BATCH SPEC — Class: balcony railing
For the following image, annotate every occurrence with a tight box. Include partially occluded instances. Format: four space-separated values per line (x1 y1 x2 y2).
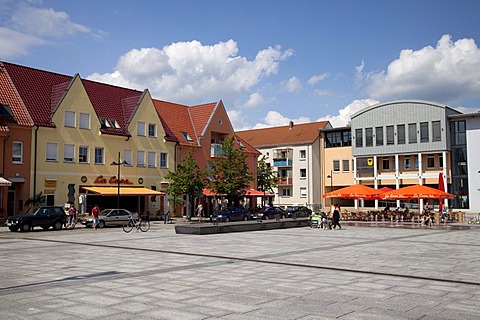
211 143 222 157
273 159 293 167
277 177 293 185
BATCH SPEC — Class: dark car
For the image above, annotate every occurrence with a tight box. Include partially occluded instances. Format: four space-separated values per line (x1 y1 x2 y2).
6 206 68 232
210 207 251 223
80 209 133 228
286 206 312 218
251 206 287 220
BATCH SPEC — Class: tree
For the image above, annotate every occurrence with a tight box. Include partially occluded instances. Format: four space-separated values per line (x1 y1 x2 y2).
25 192 46 207
256 155 277 207
164 148 205 219
207 136 254 206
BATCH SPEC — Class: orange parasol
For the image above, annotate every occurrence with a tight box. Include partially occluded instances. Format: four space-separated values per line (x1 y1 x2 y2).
381 184 454 201
322 184 382 200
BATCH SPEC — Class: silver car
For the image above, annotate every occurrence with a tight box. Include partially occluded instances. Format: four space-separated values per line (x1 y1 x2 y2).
81 209 133 228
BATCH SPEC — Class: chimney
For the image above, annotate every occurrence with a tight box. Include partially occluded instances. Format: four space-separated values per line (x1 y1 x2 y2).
289 120 294 129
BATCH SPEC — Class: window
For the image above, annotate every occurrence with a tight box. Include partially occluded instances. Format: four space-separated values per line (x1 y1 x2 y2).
46 143 57 161
300 168 306 178
281 188 291 197
148 151 156 167
300 187 307 198
124 149 132 165
160 153 168 168
94 147 104 164
432 121 441 142
79 146 89 163
397 124 405 145
408 123 417 144
420 122 429 142
382 158 390 170
365 128 373 147
148 123 156 137
300 150 306 160
65 111 75 127
137 121 146 136
333 160 340 172
79 113 90 129
342 130 352 146
137 151 145 166
414 155 419 169
64 144 74 162
384 126 394 145
45 194 55 206
404 157 411 170
342 159 349 172
375 126 383 146
439 154 444 168
181 131 193 141
427 155 435 169
355 129 363 148
12 141 23 163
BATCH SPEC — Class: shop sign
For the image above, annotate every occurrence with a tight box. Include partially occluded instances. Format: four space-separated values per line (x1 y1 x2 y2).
44 180 57 187
93 175 134 185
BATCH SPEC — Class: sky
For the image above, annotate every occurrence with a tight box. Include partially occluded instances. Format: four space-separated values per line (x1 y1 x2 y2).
1 0 480 130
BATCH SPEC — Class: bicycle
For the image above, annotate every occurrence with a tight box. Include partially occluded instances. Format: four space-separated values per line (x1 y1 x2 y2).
122 215 150 233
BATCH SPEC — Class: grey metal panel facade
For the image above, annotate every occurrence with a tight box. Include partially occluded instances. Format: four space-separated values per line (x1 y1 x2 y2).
351 101 459 157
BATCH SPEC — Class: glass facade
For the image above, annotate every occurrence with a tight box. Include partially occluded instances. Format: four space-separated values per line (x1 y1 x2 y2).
450 120 468 209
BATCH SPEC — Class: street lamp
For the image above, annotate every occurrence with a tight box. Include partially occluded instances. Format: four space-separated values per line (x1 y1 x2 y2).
110 152 129 210
326 170 333 206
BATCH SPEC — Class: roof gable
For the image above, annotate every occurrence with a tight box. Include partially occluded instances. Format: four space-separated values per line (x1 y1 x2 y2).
236 121 331 148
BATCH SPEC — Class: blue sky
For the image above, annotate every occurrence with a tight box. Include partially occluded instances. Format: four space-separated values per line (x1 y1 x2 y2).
1 0 480 130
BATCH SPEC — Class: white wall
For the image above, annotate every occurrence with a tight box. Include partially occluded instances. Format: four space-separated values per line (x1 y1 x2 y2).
466 116 480 213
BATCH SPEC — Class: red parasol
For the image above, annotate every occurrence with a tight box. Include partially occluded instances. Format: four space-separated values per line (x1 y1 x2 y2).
438 173 445 213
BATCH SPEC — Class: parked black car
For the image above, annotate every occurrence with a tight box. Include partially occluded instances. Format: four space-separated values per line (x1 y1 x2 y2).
210 207 251 223
286 205 312 218
6 206 68 232
251 206 287 220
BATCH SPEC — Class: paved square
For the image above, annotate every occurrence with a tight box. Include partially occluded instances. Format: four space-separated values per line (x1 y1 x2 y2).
0 222 479 319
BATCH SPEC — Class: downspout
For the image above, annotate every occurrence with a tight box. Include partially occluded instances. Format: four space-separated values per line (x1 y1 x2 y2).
33 125 39 197
2 131 11 176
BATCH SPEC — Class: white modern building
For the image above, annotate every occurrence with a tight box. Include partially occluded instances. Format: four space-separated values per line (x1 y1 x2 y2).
236 121 331 210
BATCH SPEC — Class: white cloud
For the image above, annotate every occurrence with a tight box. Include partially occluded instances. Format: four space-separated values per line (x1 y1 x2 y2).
227 109 250 131
88 40 294 104
252 111 310 129
367 35 480 103
11 4 91 37
311 88 332 98
316 99 378 127
0 27 45 58
242 92 265 109
283 76 302 92
308 73 328 85
0 2 99 58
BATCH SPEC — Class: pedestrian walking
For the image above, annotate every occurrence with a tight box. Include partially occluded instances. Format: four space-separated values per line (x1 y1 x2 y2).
196 203 203 218
332 204 342 230
91 204 99 230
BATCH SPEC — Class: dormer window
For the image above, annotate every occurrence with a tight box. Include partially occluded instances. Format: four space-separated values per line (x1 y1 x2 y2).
100 118 111 129
113 119 120 129
181 131 193 142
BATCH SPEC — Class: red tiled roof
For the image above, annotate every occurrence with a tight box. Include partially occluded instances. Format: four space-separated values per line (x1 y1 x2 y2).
153 100 218 146
2 62 144 136
236 121 331 148
0 62 34 129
